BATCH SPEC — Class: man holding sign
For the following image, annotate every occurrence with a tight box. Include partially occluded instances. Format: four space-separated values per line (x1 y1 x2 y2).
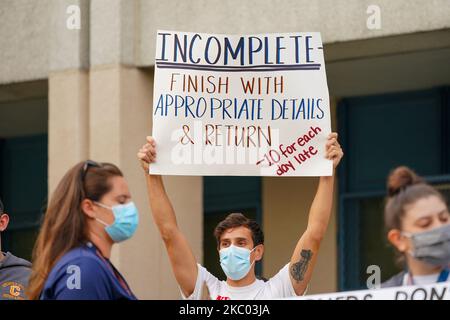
137 134 342 299
137 30 343 299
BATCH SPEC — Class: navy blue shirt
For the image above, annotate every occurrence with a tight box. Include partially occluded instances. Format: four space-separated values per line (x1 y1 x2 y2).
41 242 137 300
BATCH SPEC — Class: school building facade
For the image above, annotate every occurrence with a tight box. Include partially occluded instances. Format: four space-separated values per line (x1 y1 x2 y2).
1 0 449 298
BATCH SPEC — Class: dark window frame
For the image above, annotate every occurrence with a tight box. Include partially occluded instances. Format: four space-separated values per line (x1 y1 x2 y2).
337 87 450 291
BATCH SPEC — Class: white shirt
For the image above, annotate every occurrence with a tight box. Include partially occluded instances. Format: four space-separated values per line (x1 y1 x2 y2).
402 272 449 286
181 263 300 300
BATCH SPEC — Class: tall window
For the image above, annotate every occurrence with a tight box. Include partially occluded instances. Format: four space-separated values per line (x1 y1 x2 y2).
0 135 47 261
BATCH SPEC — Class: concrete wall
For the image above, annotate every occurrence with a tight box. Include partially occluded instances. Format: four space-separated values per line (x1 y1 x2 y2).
0 0 51 83
138 0 450 66
326 29 450 97
2 0 450 83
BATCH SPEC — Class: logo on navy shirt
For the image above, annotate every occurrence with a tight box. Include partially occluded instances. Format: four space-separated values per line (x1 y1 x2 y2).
1 281 26 300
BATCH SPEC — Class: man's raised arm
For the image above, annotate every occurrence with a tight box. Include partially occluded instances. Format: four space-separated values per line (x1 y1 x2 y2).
288 133 343 295
138 136 198 297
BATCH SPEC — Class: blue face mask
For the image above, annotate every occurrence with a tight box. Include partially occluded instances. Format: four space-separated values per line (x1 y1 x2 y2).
219 245 256 281
95 201 139 243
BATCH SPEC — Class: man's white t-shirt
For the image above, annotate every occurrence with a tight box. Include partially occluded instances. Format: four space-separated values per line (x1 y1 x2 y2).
182 263 299 300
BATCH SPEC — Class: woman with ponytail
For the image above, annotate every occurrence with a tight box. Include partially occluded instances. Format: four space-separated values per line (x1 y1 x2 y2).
27 161 138 300
382 166 450 287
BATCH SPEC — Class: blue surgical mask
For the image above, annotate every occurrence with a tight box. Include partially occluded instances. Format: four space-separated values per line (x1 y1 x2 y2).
219 245 256 281
95 201 139 243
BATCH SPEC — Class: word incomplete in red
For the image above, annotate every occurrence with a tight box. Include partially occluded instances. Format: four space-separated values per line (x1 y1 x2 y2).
256 126 321 176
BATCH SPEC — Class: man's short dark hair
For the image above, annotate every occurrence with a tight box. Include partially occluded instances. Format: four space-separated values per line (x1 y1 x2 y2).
214 213 264 247
0 197 4 214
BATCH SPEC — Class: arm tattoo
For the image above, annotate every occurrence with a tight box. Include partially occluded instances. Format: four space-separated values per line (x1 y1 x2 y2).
290 249 313 283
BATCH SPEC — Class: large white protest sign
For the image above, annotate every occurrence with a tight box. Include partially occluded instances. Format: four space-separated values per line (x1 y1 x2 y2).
288 282 450 300
151 30 332 176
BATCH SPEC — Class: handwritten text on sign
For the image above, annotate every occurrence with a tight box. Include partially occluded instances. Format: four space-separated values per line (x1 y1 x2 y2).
151 31 332 176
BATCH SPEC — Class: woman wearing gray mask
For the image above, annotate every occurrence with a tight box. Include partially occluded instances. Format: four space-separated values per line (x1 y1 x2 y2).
382 166 450 288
